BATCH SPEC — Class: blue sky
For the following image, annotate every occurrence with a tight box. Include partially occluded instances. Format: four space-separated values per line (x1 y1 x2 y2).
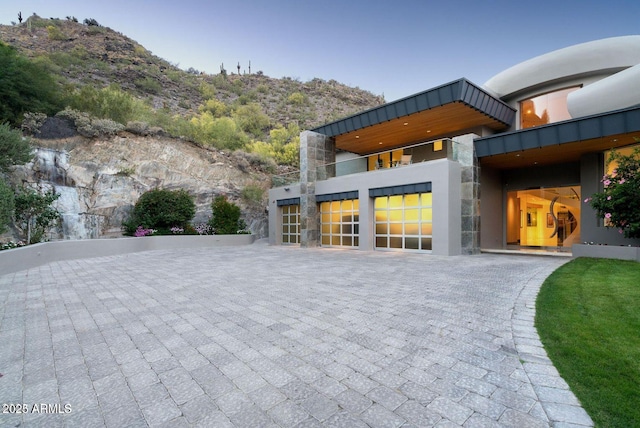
1 0 639 102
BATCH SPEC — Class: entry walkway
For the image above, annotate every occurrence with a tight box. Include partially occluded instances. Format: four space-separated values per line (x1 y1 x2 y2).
0 244 593 427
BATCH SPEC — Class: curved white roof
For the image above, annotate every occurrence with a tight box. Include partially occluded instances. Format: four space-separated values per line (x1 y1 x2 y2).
483 36 640 100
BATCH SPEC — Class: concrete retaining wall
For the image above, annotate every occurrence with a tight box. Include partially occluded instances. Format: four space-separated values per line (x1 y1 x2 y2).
0 234 256 275
572 243 640 262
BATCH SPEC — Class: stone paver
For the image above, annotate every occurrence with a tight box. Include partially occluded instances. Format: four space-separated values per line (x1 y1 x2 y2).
0 244 593 426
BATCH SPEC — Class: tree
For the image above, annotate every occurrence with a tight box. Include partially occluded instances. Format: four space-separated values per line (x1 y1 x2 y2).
0 42 62 125
588 148 640 239
0 179 14 234
122 188 196 235
0 123 32 172
14 188 60 244
209 195 246 234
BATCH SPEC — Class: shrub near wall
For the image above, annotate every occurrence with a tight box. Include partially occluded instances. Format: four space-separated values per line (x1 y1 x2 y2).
123 189 196 235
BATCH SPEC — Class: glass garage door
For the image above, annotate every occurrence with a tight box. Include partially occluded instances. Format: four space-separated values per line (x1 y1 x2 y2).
281 204 300 244
320 199 359 248
374 192 432 252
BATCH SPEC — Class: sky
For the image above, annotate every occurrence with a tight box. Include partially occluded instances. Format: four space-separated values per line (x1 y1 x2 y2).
1 0 639 102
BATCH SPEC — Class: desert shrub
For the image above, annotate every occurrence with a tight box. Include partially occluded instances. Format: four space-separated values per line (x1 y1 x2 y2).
21 112 47 136
67 84 147 124
198 99 227 118
232 103 270 137
83 18 100 26
0 123 32 172
232 150 277 173
125 121 150 135
135 77 162 94
189 114 248 150
209 195 246 234
46 25 66 41
56 108 124 137
122 188 196 236
287 92 307 105
241 184 265 208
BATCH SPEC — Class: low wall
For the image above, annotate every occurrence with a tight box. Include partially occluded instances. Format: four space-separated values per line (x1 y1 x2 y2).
572 244 640 262
0 234 256 275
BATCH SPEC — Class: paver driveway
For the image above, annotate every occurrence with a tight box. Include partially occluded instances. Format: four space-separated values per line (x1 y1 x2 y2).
0 243 593 427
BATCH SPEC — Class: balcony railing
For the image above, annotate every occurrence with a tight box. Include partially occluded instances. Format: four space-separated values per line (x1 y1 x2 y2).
271 138 454 187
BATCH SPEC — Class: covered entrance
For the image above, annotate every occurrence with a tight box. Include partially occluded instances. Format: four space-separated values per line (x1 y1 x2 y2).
506 186 581 250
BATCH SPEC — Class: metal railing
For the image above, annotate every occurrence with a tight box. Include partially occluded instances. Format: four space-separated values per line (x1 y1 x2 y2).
271 138 455 187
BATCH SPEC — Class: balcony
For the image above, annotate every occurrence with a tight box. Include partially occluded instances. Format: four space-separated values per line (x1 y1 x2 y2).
271 138 453 187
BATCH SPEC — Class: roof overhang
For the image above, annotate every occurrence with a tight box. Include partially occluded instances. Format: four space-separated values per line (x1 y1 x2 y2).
312 79 515 155
475 105 640 169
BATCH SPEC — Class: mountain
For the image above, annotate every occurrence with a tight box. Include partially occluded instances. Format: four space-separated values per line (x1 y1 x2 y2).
0 14 384 130
0 14 384 242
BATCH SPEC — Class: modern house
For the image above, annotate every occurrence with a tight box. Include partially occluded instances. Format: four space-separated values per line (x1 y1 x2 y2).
268 36 640 255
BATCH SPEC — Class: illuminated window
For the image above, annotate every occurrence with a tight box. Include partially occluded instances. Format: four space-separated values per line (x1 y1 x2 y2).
374 192 432 252
281 204 300 244
605 143 640 175
520 87 580 129
320 199 359 248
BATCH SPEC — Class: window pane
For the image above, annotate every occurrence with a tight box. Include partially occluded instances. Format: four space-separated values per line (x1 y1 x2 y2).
389 210 403 222
421 193 432 206
376 223 387 234
421 223 432 235
406 238 419 250
405 223 419 235
389 223 403 235
322 235 330 245
405 194 419 207
421 237 432 250
520 87 580 129
389 195 403 207
283 235 289 243
342 236 352 246
376 237 387 247
390 237 403 248
342 200 353 211
421 209 432 221
405 209 418 221
374 197 387 209
342 224 352 234
375 211 387 222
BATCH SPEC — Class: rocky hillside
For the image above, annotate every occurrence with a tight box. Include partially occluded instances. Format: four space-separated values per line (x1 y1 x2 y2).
9 133 273 240
0 14 384 130
0 13 384 241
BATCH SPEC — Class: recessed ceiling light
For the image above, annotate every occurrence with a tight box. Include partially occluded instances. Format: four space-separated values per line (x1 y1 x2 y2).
379 142 383 145
355 135 359 139
516 154 521 157
426 130 431 133
403 122 409 126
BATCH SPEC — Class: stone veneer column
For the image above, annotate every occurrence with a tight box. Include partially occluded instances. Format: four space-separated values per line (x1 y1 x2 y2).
453 134 481 255
299 131 335 247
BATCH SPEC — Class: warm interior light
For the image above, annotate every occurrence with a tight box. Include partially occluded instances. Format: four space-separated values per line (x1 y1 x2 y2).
355 135 359 139
433 140 443 151
403 122 409 126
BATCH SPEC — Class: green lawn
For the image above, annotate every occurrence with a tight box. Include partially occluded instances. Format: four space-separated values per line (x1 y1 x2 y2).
535 257 640 428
